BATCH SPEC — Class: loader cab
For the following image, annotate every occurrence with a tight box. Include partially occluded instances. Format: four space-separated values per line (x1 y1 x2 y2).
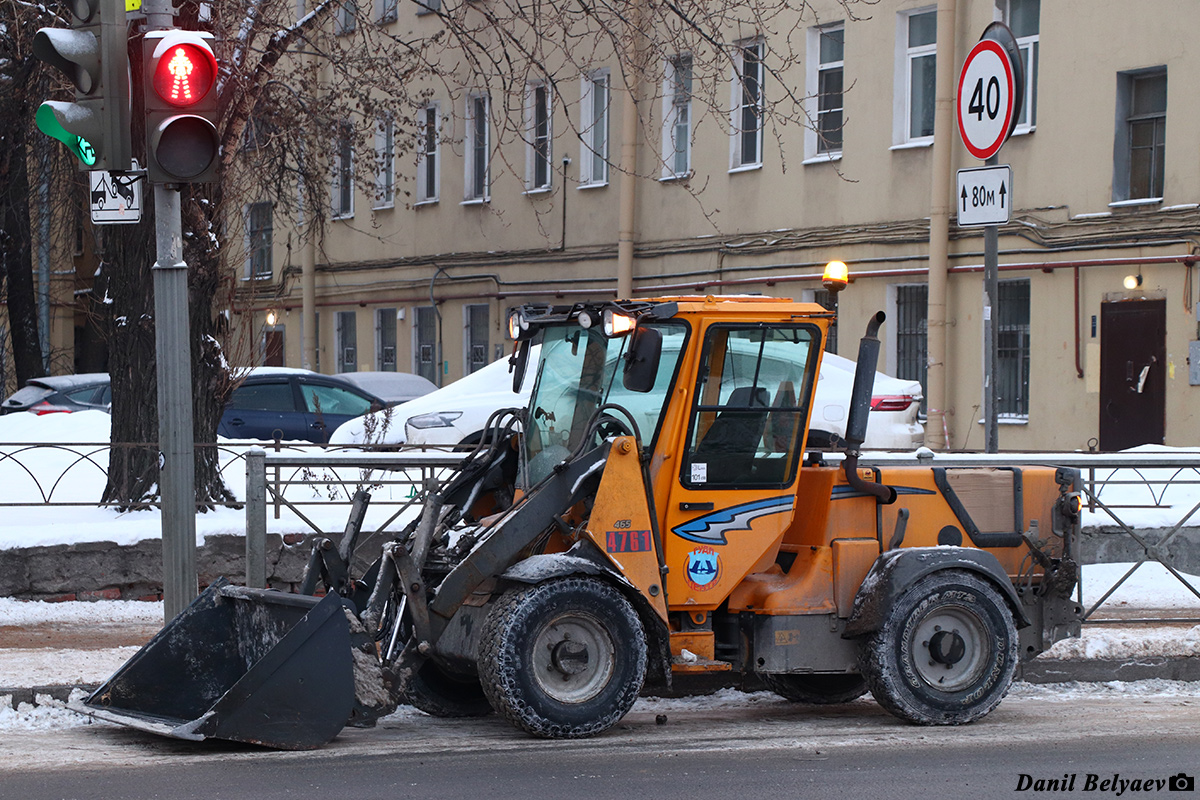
521 315 690 487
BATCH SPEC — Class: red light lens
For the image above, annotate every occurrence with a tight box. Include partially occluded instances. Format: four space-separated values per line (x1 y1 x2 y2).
153 43 216 107
869 395 915 412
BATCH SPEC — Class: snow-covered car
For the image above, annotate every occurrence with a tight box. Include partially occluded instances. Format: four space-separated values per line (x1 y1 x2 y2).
0 374 112 415
332 371 437 407
332 348 923 450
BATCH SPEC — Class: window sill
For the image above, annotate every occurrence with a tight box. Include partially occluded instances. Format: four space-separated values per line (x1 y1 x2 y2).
460 197 489 206
330 212 354 221
659 172 692 183
802 152 842 165
414 198 439 208
241 274 275 282
577 181 609 190
522 187 552 196
1010 125 1036 137
372 201 395 211
889 140 933 151
1109 197 1163 208
976 416 1029 425
728 163 763 174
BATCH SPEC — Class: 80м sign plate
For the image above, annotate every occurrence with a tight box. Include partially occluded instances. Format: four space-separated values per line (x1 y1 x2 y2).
957 165 1012 227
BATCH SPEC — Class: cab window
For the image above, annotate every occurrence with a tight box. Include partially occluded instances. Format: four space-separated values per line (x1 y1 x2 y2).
682 324 818 487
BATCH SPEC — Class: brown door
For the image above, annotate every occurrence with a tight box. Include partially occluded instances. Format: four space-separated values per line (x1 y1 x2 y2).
1099 299 1165 451
264 330 284 367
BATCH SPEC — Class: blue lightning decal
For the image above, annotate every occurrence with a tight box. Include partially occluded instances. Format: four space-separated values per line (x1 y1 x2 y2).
672 496 796 545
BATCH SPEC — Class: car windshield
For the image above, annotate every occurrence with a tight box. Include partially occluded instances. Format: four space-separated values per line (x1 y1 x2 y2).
523 321 686 486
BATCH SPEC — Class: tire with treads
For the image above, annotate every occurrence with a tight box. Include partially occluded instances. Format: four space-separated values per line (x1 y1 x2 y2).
403 659 493 718
859 569 1018 725
479 577 646 738
760 673 869 704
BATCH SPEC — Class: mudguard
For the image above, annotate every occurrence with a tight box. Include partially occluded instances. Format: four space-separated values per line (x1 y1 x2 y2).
842 547 1031 638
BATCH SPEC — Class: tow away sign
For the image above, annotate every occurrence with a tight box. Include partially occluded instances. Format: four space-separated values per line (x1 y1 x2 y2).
956 165 1012 227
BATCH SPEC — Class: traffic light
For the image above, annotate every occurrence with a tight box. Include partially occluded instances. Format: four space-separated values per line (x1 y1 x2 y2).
143 30 220 183
32 0 132 171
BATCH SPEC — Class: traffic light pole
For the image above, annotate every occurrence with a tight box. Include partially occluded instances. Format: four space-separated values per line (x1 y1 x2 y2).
154 185 198 621
143 0 197 621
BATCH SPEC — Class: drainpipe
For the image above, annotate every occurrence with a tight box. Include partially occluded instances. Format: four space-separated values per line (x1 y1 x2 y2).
925 0 958 450
302 228 316 371
616 4 643 300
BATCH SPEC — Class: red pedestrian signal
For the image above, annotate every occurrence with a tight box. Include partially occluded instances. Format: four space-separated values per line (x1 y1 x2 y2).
143 31 220 184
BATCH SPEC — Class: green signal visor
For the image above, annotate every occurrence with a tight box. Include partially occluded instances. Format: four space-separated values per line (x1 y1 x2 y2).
36 103 97 166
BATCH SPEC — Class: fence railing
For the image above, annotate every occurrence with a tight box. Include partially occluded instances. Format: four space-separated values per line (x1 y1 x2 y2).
2 438 1197 624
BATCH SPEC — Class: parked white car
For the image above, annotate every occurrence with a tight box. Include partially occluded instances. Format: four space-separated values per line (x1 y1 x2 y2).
330 348 924 450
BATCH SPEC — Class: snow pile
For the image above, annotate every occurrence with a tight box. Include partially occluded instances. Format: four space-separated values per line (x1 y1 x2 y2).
1079 444 1200 529
0 597 163 626
0 648 144 688
1080 562 1200 610
1041 625 1200 661
0 689 94 731
1010 679 1200 701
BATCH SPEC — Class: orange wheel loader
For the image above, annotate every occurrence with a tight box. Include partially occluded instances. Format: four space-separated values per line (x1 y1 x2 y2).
81 295 1081 748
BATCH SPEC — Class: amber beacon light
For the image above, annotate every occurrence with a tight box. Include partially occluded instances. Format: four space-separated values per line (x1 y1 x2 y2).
143 31 220 183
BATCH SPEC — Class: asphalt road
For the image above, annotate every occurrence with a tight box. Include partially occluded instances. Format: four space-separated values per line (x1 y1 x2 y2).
3 689 1198 800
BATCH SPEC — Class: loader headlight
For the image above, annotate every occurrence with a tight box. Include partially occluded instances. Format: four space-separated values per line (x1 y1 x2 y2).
507 309 532 341
602 309 637 337
407 411 463 429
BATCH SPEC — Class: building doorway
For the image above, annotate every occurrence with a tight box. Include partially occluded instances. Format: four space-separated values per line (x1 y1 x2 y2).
1099 299 1165 451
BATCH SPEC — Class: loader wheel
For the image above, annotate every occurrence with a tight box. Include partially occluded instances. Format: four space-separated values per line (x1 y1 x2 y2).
479 577 646 738
404 660 493 718
859 570 1018 725
760 673 869 704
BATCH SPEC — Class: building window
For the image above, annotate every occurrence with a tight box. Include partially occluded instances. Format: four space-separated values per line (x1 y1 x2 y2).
336 311 358 373
465 94 490 202
997 0 1038 131
895 284 928 415
415 306 437 383
579 71 609 186
997 279 1030 418
525 82 552 191
336 0 355 34
812 290 838 354
377 308 397 371
373 116 394 209
416 103 439 203
376 0 396 24
731 40 764 169
465 304 489 374
899 8 937 144
806 23 844 158
246 201 273 279
1114 69 1167 202
662 55 693 179
331 122 354 218
415 0 439 15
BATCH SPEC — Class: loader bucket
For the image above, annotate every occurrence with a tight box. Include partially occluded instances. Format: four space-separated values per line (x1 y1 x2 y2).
79 578 356 750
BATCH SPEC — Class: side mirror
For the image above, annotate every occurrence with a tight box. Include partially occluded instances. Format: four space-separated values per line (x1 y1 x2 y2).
622 326 662 393
510 341 531 393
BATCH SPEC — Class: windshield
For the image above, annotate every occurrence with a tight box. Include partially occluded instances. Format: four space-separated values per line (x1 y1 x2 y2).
523 322 687 486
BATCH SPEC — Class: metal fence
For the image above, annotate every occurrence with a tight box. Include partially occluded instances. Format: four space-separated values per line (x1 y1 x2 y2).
2 438 1197 624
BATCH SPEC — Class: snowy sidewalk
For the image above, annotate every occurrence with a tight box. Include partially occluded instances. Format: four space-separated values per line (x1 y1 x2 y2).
3 562 1200 714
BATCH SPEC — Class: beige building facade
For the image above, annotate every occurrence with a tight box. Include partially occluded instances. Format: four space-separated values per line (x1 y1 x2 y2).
236 0 1200 452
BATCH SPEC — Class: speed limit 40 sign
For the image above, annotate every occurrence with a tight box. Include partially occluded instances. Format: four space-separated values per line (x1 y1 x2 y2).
957 24 1025 160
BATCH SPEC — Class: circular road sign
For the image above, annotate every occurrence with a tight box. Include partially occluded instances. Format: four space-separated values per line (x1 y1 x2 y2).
957 38 1016 160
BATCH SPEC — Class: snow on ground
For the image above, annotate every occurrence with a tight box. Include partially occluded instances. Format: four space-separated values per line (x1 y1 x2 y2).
0 411 423 550
0 597 163 626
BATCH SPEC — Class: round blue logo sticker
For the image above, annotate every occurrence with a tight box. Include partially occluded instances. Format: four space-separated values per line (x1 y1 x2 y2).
686 546 721 591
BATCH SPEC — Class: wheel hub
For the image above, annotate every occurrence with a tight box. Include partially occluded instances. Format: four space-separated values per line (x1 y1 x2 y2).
550 639 590 676
910 605 988 692
531 613 616 704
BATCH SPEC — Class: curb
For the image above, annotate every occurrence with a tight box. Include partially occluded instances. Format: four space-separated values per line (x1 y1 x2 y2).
5 657 1198 711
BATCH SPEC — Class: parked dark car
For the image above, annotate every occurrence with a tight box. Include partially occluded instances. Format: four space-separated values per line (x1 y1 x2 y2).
0 374 112 415
218 369 384 443
333 371 437 407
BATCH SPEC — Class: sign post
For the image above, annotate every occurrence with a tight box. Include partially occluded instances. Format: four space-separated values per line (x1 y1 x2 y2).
957 23 1023 453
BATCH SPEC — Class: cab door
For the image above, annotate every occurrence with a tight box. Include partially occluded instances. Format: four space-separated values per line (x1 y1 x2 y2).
663 323 822 609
